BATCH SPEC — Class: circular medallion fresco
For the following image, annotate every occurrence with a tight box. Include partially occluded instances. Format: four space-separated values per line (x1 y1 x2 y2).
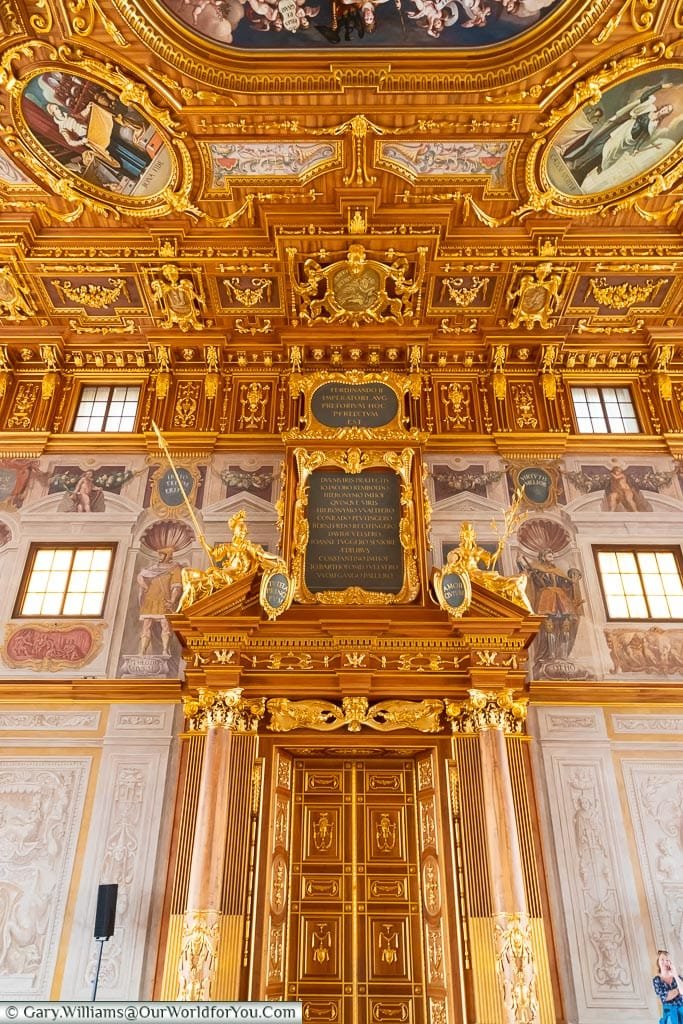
160 0 564 50
19 72 173 200
546 69 683 199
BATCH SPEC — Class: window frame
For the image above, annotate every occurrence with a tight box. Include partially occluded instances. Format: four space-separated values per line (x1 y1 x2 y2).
72 383 141 434
15 543 117 619
593 544 683 622
570 384 641 435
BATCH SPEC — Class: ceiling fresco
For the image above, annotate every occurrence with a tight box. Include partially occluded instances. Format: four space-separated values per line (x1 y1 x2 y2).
160 0 565 49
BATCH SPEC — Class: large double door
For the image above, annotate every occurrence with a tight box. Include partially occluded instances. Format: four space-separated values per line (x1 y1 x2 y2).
263 751 454 1024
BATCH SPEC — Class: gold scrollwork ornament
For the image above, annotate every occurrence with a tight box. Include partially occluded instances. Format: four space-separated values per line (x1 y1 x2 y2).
0 265 35 321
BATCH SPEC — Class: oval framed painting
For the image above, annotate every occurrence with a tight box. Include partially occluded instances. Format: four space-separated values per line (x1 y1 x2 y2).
541 67 683 207
8 61 191 216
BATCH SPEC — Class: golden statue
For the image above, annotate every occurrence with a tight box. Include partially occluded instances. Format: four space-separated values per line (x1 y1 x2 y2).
0 266 35 322
178 510 284 610
445 521 531 611
151 264 205 332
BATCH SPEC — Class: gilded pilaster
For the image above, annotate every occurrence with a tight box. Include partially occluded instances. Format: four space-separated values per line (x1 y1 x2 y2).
176 688 265 1002
448 690 549 1024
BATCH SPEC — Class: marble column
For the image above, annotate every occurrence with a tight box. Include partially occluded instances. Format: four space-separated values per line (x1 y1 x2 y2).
448 689 540 1024
176 687 264 1001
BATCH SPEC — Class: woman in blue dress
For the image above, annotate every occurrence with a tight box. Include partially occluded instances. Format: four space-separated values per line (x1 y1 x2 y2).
653 950 683 1024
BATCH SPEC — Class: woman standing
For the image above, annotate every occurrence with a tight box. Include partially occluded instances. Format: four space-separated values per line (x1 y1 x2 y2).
653 951 683 1023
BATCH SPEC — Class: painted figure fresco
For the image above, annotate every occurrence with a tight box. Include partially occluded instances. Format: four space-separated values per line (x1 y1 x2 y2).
0 459 39 508
516 518 591 680
209 142 336 186
563 462 675 511
222 465 275 501
432 464 503 502
606 626 683 676
137 549 184 656
120 521 194 676
20 72 172 198
547 70 683 197
160 0 563 49
49 465 134 512
380 141 510 185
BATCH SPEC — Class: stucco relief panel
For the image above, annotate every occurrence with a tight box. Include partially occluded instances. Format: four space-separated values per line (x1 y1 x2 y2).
542 750 650 1020
622 760 683 952
0 757 91 999
61 744 173 1000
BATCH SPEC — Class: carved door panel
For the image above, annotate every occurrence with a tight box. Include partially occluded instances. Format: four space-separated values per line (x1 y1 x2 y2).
287 757 429 1024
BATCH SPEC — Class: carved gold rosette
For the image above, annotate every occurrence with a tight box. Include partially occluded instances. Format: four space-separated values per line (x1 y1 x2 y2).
292 446 419 606
182 687 266 733
445 689 528 735
177 909 220 1001
494 911 539 1024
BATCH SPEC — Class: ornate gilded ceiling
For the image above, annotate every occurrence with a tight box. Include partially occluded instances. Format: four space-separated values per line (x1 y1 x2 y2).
0 0 682 413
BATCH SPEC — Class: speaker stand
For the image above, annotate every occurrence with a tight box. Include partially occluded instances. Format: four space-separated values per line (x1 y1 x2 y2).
91 938 106 1002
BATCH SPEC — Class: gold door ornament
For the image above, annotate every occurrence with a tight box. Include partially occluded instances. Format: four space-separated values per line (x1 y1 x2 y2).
267 696 445 733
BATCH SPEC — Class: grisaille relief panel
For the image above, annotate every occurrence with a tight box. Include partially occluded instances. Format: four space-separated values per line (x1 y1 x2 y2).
539 749 651 1021
532 711 680 1024
0 758 90 999
621 761 683 954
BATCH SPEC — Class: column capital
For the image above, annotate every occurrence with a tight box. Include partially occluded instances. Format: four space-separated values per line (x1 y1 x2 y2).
183 687 265 733
445 688 527 734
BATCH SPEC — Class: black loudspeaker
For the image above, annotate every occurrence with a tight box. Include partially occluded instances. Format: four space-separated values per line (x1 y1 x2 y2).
94 884 118 940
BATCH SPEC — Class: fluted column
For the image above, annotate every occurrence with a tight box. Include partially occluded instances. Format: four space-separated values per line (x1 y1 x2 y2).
176 688 264 1001
448 689 539 1024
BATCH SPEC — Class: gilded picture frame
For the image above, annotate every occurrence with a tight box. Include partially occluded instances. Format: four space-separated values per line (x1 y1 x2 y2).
292 446 419 606
0 44 195 220
288 370 422 441
528 58 683 216
106 0 611 95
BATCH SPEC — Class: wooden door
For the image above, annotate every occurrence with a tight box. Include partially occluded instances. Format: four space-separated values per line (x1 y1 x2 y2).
286 756 430 1024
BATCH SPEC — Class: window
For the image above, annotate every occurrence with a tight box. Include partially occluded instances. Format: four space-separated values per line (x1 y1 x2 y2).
73 385 140 432
17 545 114 617
596 548 683 620
570 386 639 434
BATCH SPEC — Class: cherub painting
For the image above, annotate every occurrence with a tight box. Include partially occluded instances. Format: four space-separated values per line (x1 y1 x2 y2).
160 0 563 49
564 462 675 512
